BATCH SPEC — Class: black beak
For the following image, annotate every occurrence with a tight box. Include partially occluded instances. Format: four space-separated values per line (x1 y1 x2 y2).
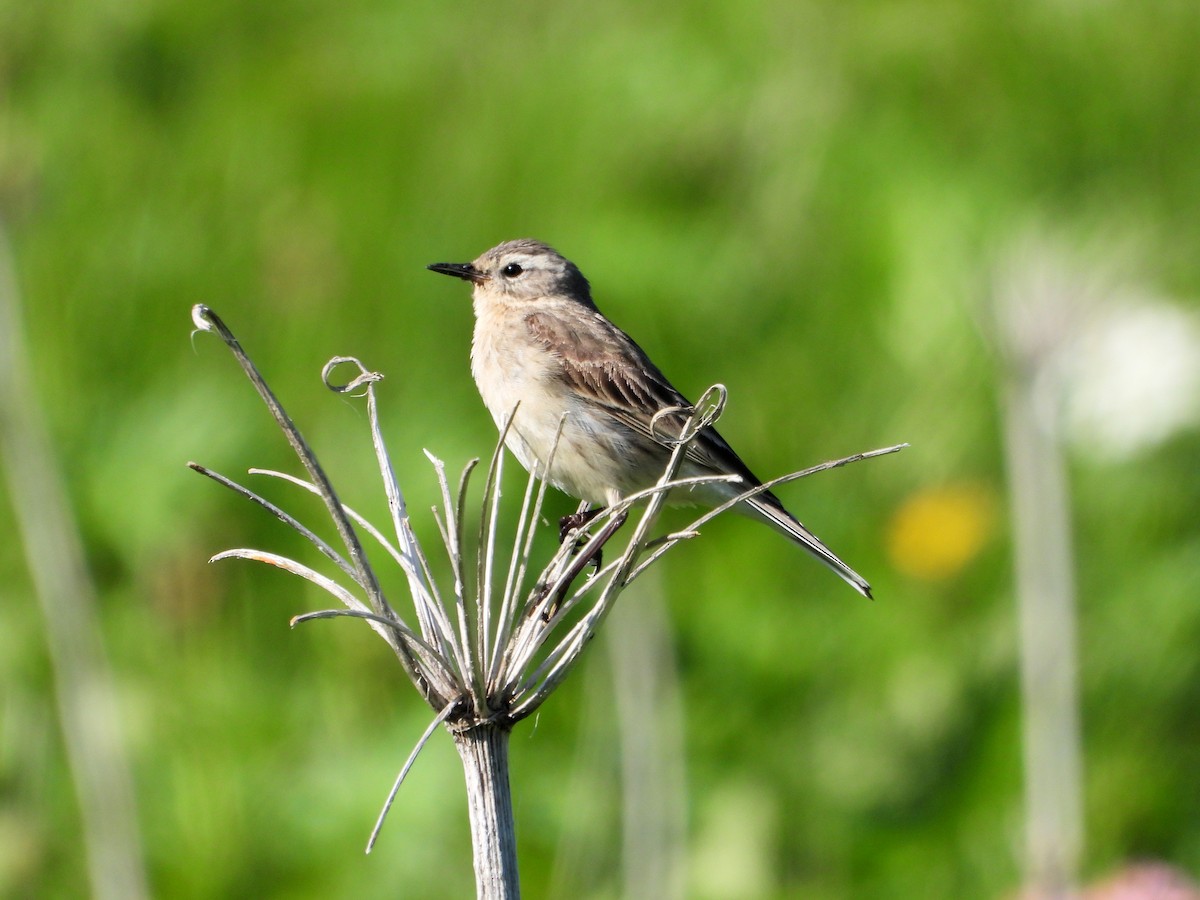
427 262 485 284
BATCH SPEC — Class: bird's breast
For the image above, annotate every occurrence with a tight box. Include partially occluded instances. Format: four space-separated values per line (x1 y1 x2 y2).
471 312 550 424
469 311 650 505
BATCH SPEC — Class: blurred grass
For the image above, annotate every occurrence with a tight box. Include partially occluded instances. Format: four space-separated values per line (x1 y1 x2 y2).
2 0 1199 896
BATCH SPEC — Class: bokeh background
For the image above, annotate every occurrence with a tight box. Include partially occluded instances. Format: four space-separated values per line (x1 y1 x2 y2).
3 0 1199 897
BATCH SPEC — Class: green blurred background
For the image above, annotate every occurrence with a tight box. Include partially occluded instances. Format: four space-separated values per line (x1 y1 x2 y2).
3 0 1199 896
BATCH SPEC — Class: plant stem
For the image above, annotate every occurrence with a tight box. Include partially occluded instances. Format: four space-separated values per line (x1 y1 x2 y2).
454 723 520 899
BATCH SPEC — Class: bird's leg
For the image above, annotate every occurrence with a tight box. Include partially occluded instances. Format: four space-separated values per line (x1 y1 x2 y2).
558 506 607 569
536 508 628 621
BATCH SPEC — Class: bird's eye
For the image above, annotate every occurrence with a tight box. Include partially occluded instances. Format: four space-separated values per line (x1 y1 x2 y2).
501 263 523 278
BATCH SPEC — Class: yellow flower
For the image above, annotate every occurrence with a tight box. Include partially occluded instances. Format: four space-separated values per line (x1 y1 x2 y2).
887 483 996 581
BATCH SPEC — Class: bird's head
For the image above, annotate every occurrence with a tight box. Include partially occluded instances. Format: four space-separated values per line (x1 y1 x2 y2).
428 239 593 309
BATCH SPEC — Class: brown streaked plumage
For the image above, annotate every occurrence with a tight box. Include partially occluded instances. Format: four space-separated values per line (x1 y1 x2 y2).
428 239 871 598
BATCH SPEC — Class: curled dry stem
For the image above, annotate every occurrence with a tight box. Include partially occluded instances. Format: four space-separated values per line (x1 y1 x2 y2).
190 308 903 854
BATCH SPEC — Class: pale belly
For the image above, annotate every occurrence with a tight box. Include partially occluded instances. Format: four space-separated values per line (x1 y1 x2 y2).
492 385 661 506
472 328 663 505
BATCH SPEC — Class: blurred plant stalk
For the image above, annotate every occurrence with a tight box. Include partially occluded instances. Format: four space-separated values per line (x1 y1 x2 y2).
992 242 1088 897
1003 374 1084 897
0 225 150 899
189 305 902 898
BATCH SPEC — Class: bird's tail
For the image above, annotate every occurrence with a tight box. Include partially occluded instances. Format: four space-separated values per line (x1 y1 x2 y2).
745 495 872 599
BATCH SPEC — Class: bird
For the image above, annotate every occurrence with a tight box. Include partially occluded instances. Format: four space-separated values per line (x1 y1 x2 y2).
427 239 871 598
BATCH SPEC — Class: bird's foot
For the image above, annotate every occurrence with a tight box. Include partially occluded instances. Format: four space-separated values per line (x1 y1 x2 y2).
558 507 606 571
532 508 628 628
531 507 624 622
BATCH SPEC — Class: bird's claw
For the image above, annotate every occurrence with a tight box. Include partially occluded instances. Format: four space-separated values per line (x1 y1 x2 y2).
558 509 605 572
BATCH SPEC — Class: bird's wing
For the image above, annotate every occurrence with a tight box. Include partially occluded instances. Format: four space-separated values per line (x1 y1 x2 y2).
524 309 872 599
523 309 763 487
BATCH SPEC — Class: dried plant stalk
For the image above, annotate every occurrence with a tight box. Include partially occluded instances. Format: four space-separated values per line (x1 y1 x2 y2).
189 305 903 898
